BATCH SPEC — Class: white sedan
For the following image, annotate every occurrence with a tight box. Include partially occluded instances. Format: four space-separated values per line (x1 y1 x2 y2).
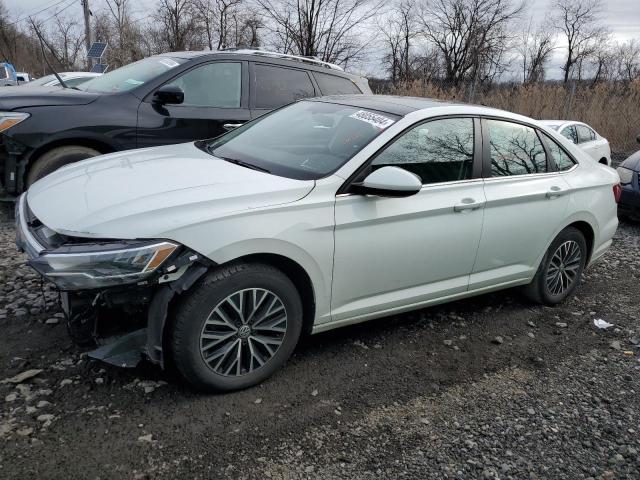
540 120 612 166
16 96 620 391
22 72 101 88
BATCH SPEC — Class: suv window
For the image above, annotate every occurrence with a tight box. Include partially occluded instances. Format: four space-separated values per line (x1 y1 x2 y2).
166 62 241 108
576 124 596 142
371 118 474 184
540 132 576 171
314 72 361 95
0 67 6 80
560 125 578 144
253 64 315 109
487 119 547 176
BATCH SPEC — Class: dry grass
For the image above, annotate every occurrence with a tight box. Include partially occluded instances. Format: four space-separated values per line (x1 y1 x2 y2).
385 80 640 155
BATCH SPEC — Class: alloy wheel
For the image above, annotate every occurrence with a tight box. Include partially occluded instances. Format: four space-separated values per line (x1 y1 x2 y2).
199 288 287 376
545 240 582 296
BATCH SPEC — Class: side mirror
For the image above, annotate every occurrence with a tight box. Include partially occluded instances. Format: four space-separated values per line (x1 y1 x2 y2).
351 166 422 197
153 84 184 105
636 134 640 145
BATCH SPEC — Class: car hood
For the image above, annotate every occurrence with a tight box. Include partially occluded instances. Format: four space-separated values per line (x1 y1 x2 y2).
27 142 315 239
621 150 640 171
0 86 99 110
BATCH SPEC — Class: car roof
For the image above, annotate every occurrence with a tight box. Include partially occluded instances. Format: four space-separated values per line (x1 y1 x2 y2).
156 49 365 79
310 94 463 116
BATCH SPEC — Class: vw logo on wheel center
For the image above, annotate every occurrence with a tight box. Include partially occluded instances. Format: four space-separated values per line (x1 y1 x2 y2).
238 325 251 339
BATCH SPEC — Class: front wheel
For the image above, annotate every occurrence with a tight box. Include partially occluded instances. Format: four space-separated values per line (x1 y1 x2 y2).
523 227 587 305
170 263 303 391
26 145 101 186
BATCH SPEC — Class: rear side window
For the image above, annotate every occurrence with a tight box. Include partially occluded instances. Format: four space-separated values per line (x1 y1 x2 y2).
253 64 315 109
487 119 547 176
540 132 577 171
0 67 6 79
576 125 596 142
371 118 474 184
314 72 361 95
560 126 578 144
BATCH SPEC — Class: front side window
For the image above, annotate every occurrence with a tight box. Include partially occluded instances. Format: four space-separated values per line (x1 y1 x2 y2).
371 118 474 184
204 100 399 180
314 72 361 95
165 62 241 108
540 132 576 171
487 119 547 176
576 125 596 142
561 126 578 144
253 64 315 109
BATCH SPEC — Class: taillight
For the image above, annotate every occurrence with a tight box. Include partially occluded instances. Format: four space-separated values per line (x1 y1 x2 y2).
613 184 622 203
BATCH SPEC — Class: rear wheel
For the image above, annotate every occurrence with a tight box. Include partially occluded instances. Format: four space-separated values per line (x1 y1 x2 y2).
523 227 587 305
26 145 101 186
171 263 303 391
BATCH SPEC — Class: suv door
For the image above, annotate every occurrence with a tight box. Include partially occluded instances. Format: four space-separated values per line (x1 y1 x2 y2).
470 118 571 289
332 117 485 321
137 61 249 148
249 63 316 119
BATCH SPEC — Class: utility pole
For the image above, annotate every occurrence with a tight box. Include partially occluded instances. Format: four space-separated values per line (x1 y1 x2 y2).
82 0 92 69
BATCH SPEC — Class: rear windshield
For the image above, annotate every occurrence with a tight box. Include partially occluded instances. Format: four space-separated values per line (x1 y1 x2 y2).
203 101 399 180
78 56 187 93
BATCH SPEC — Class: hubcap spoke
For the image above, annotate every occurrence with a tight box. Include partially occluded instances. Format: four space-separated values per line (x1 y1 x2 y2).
545 240 582 296
200 288 287 377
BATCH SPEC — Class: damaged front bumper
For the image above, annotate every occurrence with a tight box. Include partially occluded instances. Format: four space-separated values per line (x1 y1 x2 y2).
15 193 210 368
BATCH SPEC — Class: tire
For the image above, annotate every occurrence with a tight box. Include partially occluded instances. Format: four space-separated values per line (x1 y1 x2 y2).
171 263 303 392
523 227 587 306
26 145 101 186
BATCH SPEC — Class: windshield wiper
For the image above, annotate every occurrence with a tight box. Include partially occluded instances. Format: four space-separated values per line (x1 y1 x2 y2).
219 156 271 173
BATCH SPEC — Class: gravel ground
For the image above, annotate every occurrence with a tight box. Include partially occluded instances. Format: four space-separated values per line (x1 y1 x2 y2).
1 204 639 480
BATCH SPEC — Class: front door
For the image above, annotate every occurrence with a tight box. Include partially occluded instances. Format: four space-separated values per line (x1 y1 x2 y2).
137 61 249 148
332 117 485 322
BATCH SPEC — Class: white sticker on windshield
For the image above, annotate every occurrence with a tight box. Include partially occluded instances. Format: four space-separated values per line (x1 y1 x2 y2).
349 110 395 129
159 58 180 69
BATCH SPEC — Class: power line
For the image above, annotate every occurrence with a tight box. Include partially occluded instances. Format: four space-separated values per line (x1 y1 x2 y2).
34 0 79 24
4 0 74 27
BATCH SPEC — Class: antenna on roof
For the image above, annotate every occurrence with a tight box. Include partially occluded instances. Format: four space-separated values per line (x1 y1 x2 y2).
29 17 69 88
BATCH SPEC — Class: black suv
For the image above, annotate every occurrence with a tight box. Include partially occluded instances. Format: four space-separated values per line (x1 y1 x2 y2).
0 50 371 197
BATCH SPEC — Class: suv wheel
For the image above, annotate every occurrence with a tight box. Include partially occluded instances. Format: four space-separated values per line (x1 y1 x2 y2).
523 227 587 305
27 145 101 186
171 263 303 391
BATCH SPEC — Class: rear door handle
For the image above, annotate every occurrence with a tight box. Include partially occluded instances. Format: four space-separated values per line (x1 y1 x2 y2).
223 123 244 131
454 198 485 212
546 186 566 199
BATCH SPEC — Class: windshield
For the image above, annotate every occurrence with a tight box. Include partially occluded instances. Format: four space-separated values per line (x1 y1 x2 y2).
27 74 56 86
78 56 187 93
204 101 399 180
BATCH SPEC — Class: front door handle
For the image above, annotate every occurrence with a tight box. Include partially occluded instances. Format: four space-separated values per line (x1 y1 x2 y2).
454 198 485 212
546 186 566 199
223 123 244 131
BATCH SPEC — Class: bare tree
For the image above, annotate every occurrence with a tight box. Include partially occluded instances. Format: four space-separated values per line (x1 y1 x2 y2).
616 39 640 83
379 0 419 85
553 0 608 84
154 0 202 51
418 0 525 87
255 0 383 67
28 14 84 71
518 18 555 84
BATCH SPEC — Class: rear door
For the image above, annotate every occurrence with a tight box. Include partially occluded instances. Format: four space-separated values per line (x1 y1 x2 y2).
471 118 571 290
249 63 316 119
575 124 600 161
137 61 249 148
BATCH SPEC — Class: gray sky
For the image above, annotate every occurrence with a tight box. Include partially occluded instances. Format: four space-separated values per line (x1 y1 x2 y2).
3 0 640 78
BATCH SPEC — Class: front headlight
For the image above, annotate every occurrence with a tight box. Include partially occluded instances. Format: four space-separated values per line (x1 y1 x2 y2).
617 167 634 185
0 112 30 133
29 241 178 290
